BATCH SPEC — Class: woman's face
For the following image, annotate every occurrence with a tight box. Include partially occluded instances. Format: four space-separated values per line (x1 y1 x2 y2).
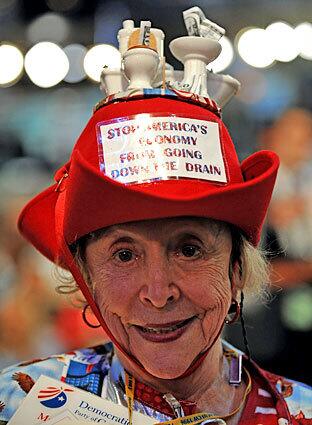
85 218 234 379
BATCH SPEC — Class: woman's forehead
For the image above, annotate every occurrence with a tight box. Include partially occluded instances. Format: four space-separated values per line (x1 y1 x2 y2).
91 217 228 241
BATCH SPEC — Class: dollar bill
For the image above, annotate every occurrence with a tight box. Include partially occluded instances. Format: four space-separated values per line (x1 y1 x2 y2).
183 7 225 40
139 20 152 46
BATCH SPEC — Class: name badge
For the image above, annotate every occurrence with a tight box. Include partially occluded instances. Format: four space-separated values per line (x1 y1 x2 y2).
8 375 155 425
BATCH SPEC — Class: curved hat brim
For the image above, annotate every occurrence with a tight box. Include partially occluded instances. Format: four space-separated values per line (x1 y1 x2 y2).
18 149 279 268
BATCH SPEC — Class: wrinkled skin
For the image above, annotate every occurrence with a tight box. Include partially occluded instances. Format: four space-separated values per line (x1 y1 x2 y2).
85 217 240 380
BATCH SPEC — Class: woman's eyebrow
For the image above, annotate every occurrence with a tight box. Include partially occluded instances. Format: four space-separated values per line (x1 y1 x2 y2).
173 232 204 242
171 231 221 250
110 236 135 245
90 226 133 241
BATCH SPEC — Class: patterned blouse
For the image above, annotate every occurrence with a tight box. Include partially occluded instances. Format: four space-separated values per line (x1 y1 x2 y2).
0 342 311 424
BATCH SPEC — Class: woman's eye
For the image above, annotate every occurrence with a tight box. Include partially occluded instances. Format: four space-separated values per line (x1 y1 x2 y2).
115 249 133 262
180 245 200 258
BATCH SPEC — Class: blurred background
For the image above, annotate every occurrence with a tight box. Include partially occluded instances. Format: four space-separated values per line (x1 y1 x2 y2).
0 0 312 384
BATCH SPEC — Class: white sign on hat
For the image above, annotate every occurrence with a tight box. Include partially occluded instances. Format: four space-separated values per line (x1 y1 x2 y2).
98 114 227 185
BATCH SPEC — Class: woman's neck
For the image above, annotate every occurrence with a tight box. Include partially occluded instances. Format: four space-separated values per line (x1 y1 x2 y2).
116 341 248 425
116 340 228 401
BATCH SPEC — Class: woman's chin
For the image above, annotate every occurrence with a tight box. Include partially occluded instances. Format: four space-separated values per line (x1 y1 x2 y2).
140 360 190 380
125 320 204 379
132 348 195 379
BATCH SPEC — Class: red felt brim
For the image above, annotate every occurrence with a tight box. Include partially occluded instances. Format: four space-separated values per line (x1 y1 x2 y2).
18 149 279 269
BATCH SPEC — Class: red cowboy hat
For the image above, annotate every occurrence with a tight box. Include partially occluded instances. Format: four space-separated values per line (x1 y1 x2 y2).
18 91 279 376
18 92 279 268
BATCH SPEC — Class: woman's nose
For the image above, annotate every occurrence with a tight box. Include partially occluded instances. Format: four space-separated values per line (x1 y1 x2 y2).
138 256 180 308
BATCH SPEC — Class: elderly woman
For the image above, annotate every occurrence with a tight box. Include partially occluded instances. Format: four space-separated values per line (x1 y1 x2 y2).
1 17 311 425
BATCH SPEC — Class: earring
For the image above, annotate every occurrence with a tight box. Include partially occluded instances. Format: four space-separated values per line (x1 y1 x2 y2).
82 304 101 328
225 299 240 324
239 291 251 360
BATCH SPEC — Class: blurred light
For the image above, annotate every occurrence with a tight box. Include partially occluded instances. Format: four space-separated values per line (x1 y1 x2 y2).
26 12 70 44
266 22 299 62
25 42 69 88
295 22 312 60
63 44 87 83
0 44 24 86
209 36 234 73
281 286 312 331
46 0 81 13
237 27 275 68
83 44 121 82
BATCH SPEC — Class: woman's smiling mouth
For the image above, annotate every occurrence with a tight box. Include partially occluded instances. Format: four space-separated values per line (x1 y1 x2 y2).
133 316 197 342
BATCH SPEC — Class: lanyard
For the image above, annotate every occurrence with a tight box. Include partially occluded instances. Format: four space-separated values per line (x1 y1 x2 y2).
124 370 212 425
154 412 222 425
124 368 252 425
125 371 135 425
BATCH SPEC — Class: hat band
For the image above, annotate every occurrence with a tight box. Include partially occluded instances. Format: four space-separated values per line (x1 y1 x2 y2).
94 88 221 116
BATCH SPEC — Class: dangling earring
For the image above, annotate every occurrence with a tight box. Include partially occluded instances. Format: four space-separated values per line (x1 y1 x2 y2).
239 291 251 360
225 299 240 324
82 304 101 328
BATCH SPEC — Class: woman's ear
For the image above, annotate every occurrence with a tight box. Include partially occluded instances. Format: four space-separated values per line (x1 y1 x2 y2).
230 260 244 298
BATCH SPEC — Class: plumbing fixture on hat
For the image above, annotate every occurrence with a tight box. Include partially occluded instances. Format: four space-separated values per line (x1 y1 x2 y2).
100 6 241 108
101 19 164 94
122 21 160 90
167 6 224 97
